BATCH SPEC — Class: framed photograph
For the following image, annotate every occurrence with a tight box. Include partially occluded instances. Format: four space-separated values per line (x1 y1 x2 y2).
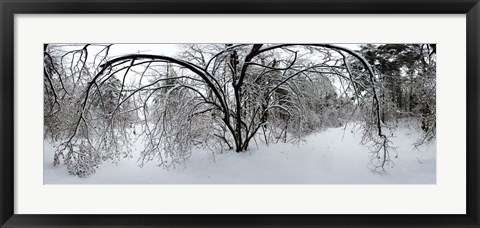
1 0 479 227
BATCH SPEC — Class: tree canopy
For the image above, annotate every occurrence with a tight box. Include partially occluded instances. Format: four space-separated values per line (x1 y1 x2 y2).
44 43 436 177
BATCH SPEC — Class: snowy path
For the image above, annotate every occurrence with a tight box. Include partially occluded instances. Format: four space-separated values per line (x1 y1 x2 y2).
44 123 435 184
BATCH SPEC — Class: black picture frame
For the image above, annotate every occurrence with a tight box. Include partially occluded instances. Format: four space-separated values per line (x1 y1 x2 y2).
1 0 479 227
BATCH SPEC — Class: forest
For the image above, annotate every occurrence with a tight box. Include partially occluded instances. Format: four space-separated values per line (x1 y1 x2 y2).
43 43 436 181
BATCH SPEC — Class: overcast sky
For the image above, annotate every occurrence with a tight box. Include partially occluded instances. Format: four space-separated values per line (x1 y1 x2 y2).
106 43 361 58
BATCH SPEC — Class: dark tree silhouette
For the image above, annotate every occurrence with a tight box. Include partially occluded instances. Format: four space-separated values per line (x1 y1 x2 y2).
43 44 428 177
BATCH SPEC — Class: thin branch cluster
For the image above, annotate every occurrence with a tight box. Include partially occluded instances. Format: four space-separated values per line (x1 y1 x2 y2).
44 43 436 176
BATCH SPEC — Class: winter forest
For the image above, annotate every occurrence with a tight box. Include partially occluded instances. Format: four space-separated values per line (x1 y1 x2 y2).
44 44 436 184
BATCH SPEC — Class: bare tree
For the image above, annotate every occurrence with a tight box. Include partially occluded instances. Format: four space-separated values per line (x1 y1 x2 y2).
45 44 400 176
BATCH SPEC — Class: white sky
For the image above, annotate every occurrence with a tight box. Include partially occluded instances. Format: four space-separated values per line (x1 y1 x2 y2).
106 43 361 58
107 44 182 58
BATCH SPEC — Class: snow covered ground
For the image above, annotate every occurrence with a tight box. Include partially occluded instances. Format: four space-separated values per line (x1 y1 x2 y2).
44 122 435 184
